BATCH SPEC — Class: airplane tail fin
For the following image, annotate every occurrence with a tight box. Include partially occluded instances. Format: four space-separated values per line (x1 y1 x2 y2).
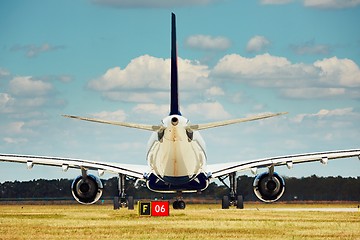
169 13 181 116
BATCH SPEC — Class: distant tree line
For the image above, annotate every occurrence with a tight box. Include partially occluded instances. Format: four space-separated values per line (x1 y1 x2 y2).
0 175 359 202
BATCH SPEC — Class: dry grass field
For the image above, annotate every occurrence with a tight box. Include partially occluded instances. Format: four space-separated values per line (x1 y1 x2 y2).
0 203 359 240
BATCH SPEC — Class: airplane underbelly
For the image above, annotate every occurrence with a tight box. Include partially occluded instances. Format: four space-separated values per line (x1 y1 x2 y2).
147 127 206 181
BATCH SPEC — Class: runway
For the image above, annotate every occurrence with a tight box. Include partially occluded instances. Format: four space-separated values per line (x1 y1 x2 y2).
252 207 360 212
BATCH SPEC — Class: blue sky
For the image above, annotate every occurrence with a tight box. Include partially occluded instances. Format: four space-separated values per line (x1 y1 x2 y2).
0 0 359 182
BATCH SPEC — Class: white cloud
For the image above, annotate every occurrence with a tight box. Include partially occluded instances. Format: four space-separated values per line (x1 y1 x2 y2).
246 36 270 53
92 0 222 8
3 137 28 144
260 0 360 8
183 102 231 120
0 68 10 78
7 122 26 134
89 55 210 102
303 0 360 9
103 91 168 103
130 102 231 121
291 40 331 55
260 0 293 4
17 97 49 108
0 93 13 112
10 43 65 58
281 88 346 99
9 76 53 96
132 103 169 117
205 86 225 97
88 53 360 109
88 56 167 91
314 57 360 87
2 76 65 112
92 109 127 121
212 53 360 98
185 35 231 51
213 53 316 87
292 108 356 123
89 55 209 91
40 75 73 83
58 75 72 82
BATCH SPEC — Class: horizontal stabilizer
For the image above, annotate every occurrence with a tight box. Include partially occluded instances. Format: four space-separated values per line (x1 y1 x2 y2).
189 112 287 131
63 115 161 131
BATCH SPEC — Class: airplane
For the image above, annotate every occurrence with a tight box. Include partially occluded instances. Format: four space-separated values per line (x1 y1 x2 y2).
1 13 359 210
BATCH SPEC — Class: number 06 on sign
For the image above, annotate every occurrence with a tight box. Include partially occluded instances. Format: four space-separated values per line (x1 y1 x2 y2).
152 201 170 216
138 201 170 217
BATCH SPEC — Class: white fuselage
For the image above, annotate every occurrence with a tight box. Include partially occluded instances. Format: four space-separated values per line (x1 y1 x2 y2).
146 115 207 183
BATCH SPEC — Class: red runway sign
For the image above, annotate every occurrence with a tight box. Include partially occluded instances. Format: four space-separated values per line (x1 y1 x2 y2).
138 201 170 216
151 201 170 216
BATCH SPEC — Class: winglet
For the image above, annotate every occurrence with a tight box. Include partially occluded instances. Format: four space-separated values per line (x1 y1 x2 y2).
169 13 181 116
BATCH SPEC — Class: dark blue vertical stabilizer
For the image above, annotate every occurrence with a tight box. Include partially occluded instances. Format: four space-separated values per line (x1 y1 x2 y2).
170 13 181 116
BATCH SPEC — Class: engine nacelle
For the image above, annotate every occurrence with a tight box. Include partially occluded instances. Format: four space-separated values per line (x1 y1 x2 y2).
253 172 285 203
71 174 103 204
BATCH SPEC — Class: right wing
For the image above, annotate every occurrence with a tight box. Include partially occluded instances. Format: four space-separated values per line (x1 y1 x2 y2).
0 153 149 179
207 149 360 178
189 112 287 131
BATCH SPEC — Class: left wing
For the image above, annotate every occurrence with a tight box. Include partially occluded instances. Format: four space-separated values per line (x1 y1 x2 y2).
207 149 360 178
0 153 149 179
63 115 162 131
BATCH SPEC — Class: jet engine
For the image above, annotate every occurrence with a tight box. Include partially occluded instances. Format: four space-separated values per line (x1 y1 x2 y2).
253 172 285 202
71 174 103 204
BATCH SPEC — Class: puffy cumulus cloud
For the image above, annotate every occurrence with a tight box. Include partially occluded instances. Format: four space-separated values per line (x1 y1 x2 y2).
246 36 270 53
291 40 331 55
292 108 356 123
260 0 293 4
2 75 66 113
183 102 231 120
9 76 53 96
88 55 210 102
10 43 65 58
303 0 360 9
92 0 222 8
185 35 231 51
212 53 360 98
132 103 169 117
92 109 127 121
88 55 168 91
314 57 360 87
213 53 318 87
